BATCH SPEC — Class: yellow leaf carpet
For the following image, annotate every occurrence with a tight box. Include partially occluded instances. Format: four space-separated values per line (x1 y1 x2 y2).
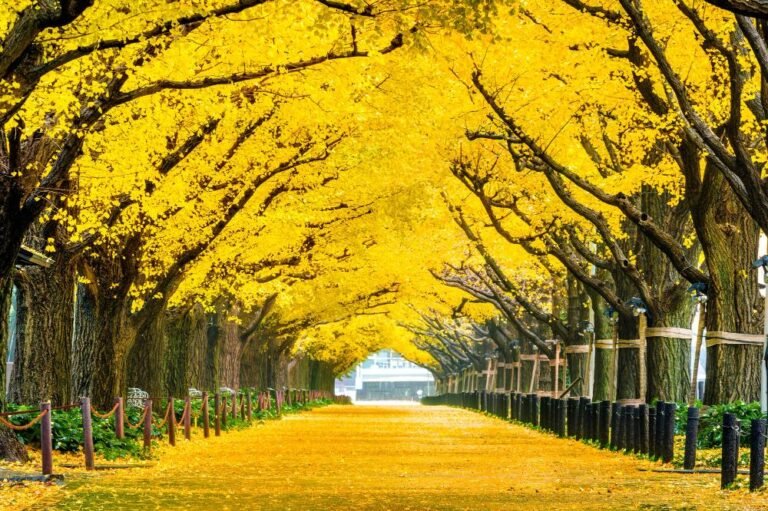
15 405 768 510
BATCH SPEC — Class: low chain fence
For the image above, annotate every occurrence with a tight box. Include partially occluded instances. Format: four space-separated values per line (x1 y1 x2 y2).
424 391 768 493
0 388 336 476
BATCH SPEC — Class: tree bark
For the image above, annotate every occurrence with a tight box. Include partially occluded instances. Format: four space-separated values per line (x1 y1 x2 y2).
164 305 208 396
636 187 695 403
588 286 613 401
71 282 97 400
216 308 243 389
704 0 768 18
71 256 136 409
691 167 762 404
10 254 75 405
127 311 167 400
240 337 268 389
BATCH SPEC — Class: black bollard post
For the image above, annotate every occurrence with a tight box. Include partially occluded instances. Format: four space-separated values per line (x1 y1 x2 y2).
599 401 610 448
655 402 666 460
557 399 566 437
610 402 620 450
633 406 641 453
531 394 540 427
648 407 656 458
592 403 600 442
567 398 578 437
683 407 699 470
548 397 555 431
541 396 550 430
522 394 529 423
617 406 625 450
750 418 766 492
594 404 602 441
722 413 738 489
577 397 589 440
588 403 597 441
639 404 649 455
622 406 632 452
663 402 677 464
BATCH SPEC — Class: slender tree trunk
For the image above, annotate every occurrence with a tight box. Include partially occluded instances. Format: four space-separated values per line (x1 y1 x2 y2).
616 313 640 401
588 287 613 401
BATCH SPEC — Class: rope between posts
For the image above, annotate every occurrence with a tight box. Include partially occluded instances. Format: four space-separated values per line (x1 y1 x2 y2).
178 402 190 425
153 402 172 429
0 409 48 431
125 407 149 429
90 402 120 419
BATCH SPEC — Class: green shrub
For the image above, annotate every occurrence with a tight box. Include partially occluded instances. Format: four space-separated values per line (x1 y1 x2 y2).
4 395 331 460
5 404 143 460
672 400 763 449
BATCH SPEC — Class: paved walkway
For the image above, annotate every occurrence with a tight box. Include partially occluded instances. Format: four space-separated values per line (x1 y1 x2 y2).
37 405 768 510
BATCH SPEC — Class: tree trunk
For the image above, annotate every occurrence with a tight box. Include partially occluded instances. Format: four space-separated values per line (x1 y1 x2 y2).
127 311 167 400
217 311 243 389
310 360 334 392
71 283 97 400
588 287 613 401
637 187 695 403
71 276 134 409
10 255 75 405
692 168 762 404
73 248 140 409
165 305 208 396
240 337 268 389
616 314 640 400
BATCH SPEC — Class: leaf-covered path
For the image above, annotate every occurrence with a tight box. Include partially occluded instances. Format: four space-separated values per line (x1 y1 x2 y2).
38 404 768 510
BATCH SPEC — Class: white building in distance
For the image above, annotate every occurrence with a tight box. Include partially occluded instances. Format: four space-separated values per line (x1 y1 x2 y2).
335 350 434 401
